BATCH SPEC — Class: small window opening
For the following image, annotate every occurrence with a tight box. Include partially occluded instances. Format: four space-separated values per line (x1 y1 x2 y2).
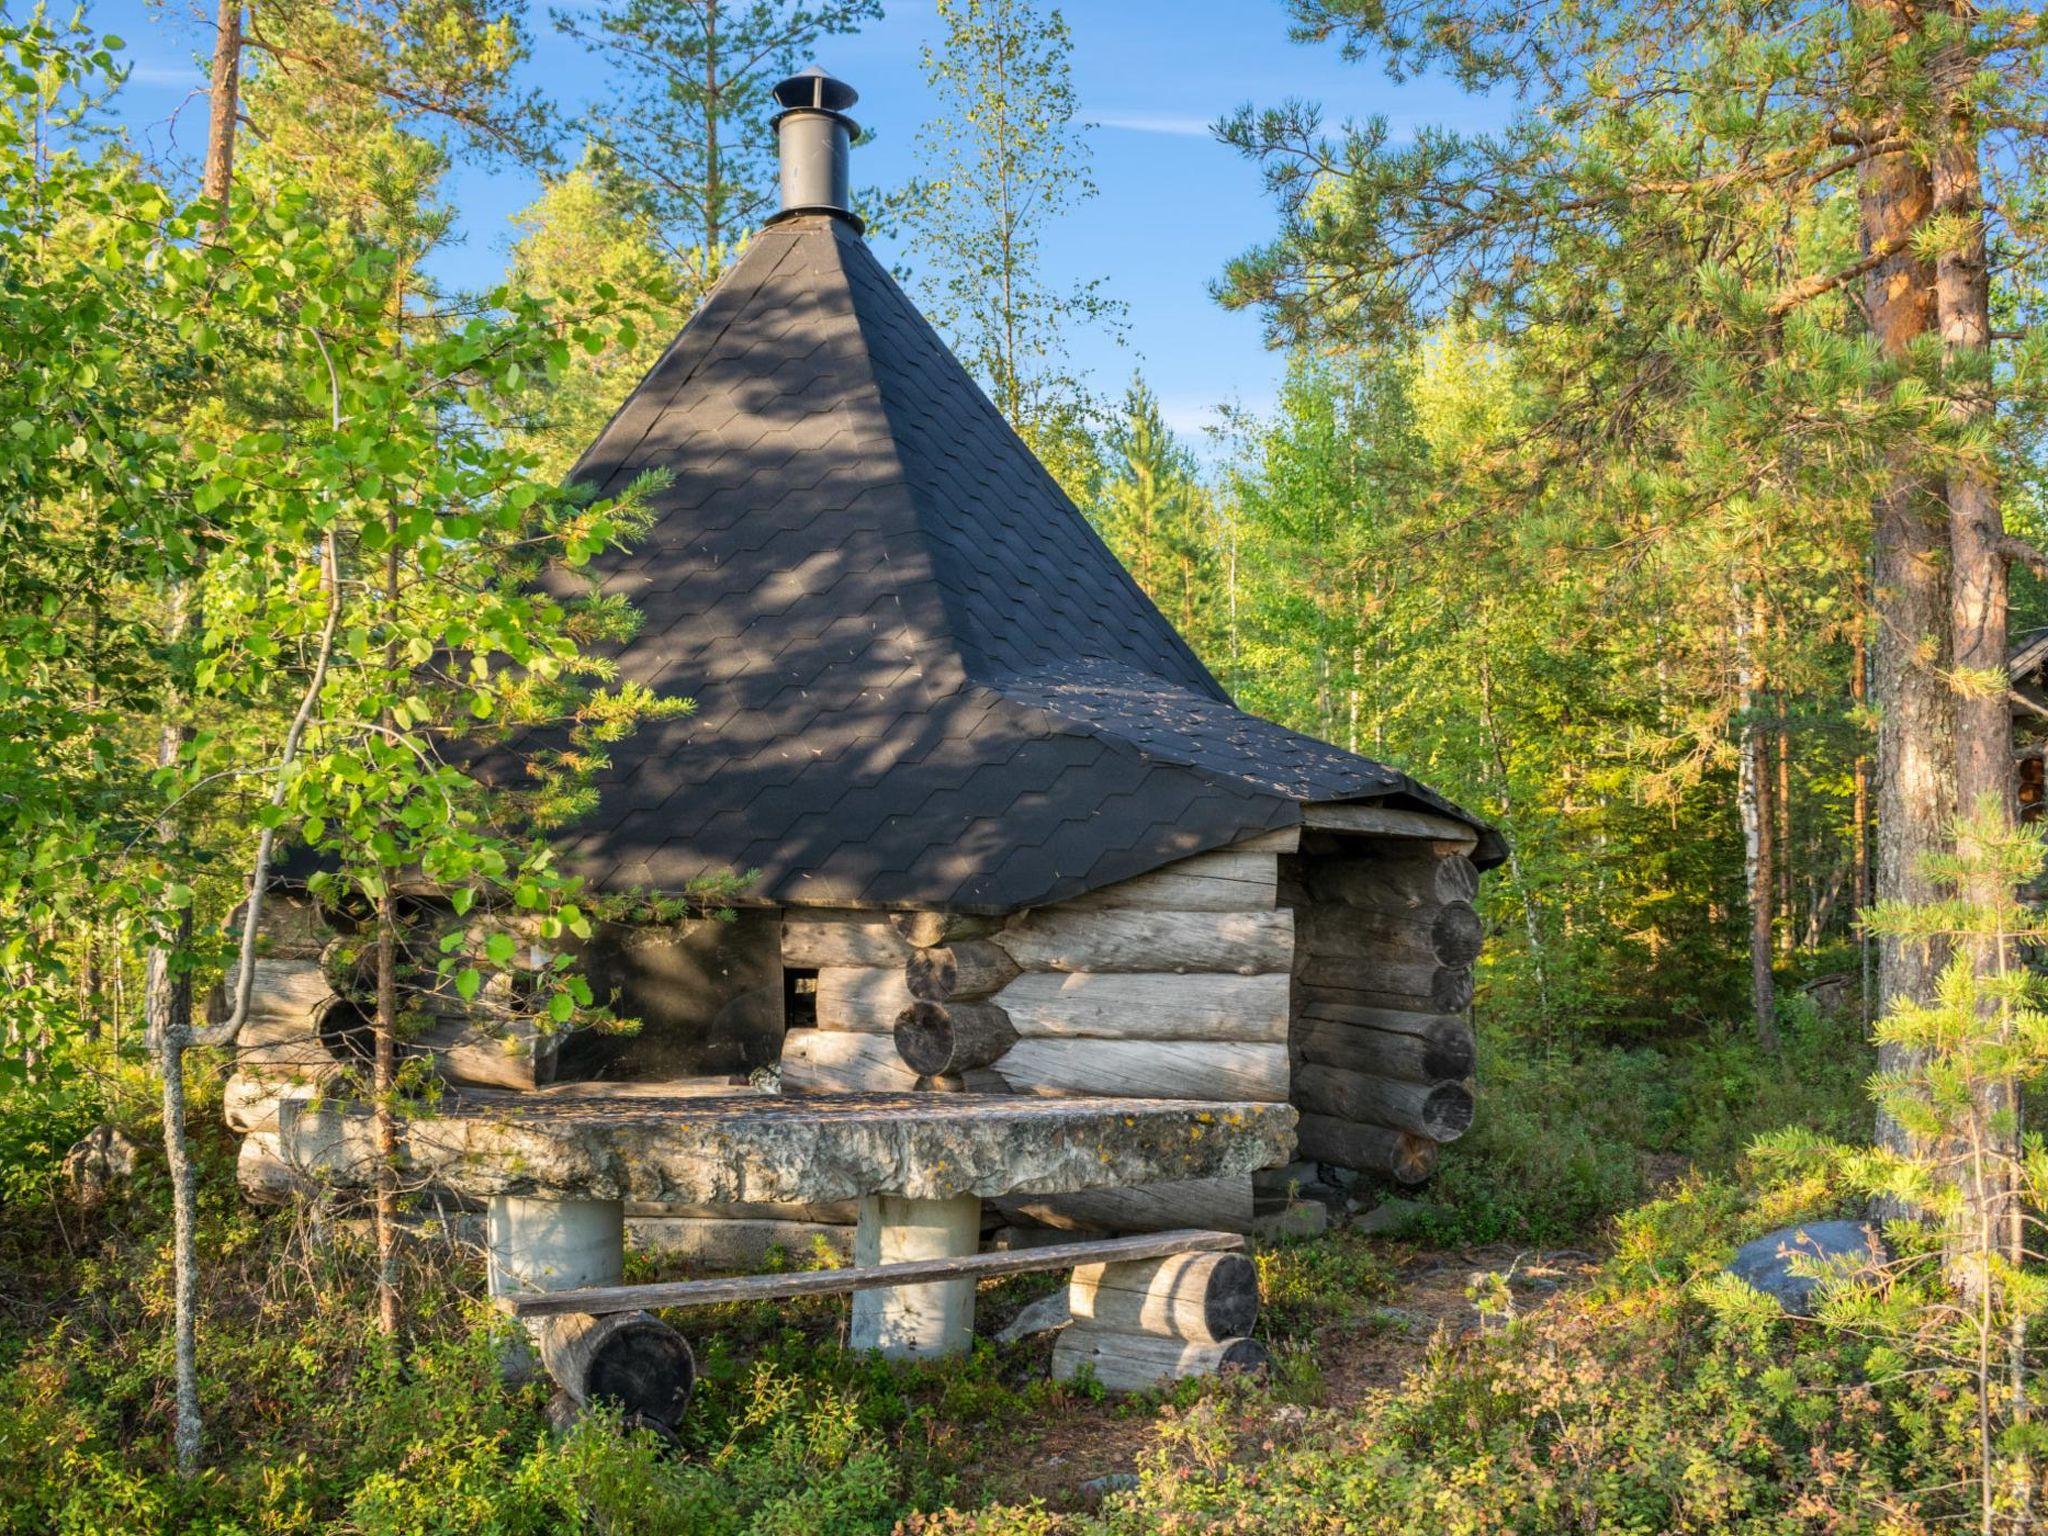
784 967 819 1030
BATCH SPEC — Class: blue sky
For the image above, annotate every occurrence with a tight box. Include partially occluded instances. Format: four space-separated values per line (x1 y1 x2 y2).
91 0 1501 446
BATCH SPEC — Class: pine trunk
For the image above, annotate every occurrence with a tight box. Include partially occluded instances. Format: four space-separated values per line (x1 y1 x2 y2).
1931 48 2019 1295
1857 53 1951 1158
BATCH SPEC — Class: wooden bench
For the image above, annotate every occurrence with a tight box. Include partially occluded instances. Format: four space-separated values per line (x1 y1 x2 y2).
499 1227 1269 1407
495 1227 1244 1317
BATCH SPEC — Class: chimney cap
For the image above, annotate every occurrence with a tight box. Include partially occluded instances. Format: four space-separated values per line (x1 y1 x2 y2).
772 67 859 118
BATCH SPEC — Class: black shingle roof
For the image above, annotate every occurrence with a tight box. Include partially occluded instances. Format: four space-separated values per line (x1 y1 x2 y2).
547 213 1501 911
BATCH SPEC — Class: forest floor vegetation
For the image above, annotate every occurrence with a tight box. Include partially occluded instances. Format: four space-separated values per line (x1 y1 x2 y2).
0 1002 1914 1534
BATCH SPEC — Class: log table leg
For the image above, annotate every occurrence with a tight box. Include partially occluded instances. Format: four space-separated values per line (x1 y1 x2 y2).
486 1195 626 1296
849 1193 981 1359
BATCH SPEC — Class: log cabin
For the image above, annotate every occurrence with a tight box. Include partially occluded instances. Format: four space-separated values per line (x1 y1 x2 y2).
225 68 1506 1256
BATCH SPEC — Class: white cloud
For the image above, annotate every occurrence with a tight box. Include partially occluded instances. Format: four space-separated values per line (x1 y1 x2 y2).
121 60 199 88
1084 109 1216 138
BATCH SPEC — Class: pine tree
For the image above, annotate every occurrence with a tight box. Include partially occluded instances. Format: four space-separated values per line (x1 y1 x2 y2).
555 0 881 264
1095 378 1219 651
905 0 1122 498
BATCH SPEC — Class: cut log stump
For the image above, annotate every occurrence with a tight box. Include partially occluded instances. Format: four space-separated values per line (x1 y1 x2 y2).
537 1311 695 1430
1051 1327 1269 1392
1069 1250 1258 1343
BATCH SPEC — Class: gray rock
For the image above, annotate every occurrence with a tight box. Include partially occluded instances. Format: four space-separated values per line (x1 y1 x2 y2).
993 1289 1071 1344
1354 1198 1429 1235
61 1126 141 1205
1080 1473 1139 1498
1252 1197 1328 1240
1727 1220 1883 1315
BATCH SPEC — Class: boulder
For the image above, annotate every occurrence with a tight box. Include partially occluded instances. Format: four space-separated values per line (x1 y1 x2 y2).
61 1126 141 1205
993 1289 1071 1344
1727 1220 1883 1315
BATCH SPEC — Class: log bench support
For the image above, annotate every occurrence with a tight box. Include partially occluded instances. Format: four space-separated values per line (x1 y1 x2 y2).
486 1194 695 1432
849 1192 982 1359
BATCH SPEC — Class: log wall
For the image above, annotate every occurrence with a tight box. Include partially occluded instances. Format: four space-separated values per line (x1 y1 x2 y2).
1285 833 1482 1184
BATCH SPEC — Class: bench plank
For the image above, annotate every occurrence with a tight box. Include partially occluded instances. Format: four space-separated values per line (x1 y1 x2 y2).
497 1228 1246 1319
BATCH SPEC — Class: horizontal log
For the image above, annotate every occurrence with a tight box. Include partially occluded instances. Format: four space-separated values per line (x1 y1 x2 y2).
1297 901 1483 967
1294 1115 1437 1183
236 1131 313 1205
778 1028 920 1093
1296 961 1475 1014
235 1037 348 1078
1295 1000 1467 1037
991 1175 1255 1236
995 1038 1289 1102
993 971 1288 1043
814 966 913 1032
905 941 1020 1001
414 1010 560 1092
890 911 999 949
912 1068 1014 1093
1290 1013 1475 1082
224 1074 330 1134
1293 1062 1474 1141
996 909 1294 976
893 999 1018 1075
1300 803 1478 847
221 958 333 1044
233 895 335 960
1063 850 1280 913
537 1311 694 1429
1306 853 1479 912
501 1229 1246 1318
1051 1326 1269 1392
780 912 912 969
1069 1250 1259 1343
625 1216 853 1269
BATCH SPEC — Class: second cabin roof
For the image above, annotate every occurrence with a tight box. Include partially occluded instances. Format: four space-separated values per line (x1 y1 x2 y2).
529 212 1502 912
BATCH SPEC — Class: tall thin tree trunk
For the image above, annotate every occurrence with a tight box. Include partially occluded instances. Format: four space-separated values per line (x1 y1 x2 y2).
1853 594 1873 1016
373 513 403 1337
1776 705 1793 952
1932 28 2017 1301
1737 583 1779 1047
151 5 243 1472
1858 101 1950 1157
201 0 241 221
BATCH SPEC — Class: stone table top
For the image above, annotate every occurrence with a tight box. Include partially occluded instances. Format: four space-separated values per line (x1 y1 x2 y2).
276 1091 1298 1205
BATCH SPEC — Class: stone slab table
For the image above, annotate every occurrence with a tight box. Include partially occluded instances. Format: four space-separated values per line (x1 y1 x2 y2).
277 1090 1297 1359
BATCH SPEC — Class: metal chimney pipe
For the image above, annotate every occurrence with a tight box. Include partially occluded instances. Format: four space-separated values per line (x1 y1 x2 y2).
770 68 861 227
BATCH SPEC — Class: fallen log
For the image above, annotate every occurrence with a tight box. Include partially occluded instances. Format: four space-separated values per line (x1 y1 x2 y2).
905 941 1020 1001
992 971 1287 1043
537 1311 695 1429
994 1038 1289 1102
1051 1326 1269 1392
1290 1013 1475 1082
1068 1250 1259 1343
995 909 1294 976
893 999 1018 1075
1292 1063 1474 1142
1294 1115 1437 1183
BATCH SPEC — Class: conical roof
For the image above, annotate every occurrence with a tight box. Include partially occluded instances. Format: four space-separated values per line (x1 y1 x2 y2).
546 213 1496 911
